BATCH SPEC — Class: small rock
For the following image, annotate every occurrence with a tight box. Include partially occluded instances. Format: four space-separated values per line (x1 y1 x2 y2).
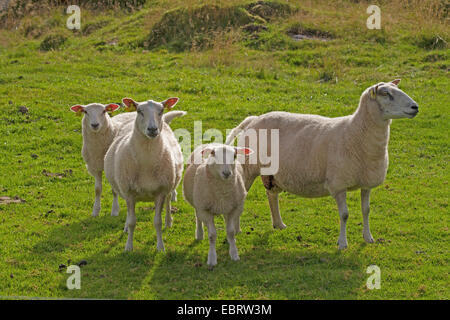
296 235 302 242
10 274 14 279
415 250 426 254
31 154 38 159
18 106 29 114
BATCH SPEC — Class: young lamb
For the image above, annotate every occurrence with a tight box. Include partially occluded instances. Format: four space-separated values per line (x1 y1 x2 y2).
183 144 253 267
104 97 185 252
70 103 136 217
225 79 419 249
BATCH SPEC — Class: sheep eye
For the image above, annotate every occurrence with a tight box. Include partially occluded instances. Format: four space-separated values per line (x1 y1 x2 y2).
137 110 143 116
387 92 394 100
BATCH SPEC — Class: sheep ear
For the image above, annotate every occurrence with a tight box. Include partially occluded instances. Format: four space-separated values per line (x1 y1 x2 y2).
70 105 84 116
105 103 120 113
122 98 137 112
201 148 215 158
391 79 401 86
235 147 253 155
162 98 179 110
369 85 378 99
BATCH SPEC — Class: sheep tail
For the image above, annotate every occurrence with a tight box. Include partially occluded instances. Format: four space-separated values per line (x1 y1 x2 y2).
225 116 258 145
163 111 187 124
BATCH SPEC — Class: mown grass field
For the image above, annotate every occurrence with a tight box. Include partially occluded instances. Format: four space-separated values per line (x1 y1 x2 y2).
0 0 448 299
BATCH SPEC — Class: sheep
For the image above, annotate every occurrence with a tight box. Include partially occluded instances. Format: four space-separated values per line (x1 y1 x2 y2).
104 97 185 252
225 80 419 249
70 103 135 217
70 104 184 217
183 143 253 267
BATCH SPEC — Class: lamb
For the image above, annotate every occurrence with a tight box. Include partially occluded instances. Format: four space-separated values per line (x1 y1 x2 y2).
104 97 185 252
183 144 253 267
225 80 419 249
70 103 136 217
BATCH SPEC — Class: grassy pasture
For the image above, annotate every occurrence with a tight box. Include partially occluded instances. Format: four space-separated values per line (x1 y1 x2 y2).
0 0 448 299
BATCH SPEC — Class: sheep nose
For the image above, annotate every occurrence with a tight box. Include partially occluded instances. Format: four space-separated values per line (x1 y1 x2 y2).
147 127 158 136
222 171 231 179
410 105 419 111
91 123 99 129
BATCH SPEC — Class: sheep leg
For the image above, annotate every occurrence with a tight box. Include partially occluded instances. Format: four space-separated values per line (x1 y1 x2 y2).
225 212 240 261
266 190 287 229
154 195 166 251
195 212 204 240
164 194 173 228
124 198 136 251
333 191 349 250
361 189 374 243
111 190 120 217
171 190 177 202
203 214 217 267
234 216 242 234
92 171 102 217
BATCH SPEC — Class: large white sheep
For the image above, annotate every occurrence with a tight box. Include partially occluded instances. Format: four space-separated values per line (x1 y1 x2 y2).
225 80 419 249
70 103 135 217
104 97 185 252
70 104 184 217
183 144 253 267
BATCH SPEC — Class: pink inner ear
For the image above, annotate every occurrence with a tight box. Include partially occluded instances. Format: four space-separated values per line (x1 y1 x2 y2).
236 147 253 155
105 104 120 112
122 98 135 108
164 98 179 109
391 79 401 86
70 105 83 113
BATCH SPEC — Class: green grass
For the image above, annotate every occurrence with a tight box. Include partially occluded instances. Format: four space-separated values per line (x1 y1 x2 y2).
0 0 448 299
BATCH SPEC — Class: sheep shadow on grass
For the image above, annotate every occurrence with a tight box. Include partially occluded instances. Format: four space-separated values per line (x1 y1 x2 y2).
145 230 367 299
26 207 367 299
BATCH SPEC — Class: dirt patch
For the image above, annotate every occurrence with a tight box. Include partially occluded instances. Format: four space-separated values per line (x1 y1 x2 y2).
42 169 73 179
39 33 67 51
0 196 26 204
286 23 333 42
144 1 294 51
245 1 293 21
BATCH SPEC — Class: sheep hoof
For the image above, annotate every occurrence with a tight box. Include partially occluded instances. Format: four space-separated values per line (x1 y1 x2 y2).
364 235 375 243
273 222 287 230
92 207 100 217
156 243 165 252
337 241 348 250
207 254 217 267
165 218 173 228
230 254 240 261
124 244 133 251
